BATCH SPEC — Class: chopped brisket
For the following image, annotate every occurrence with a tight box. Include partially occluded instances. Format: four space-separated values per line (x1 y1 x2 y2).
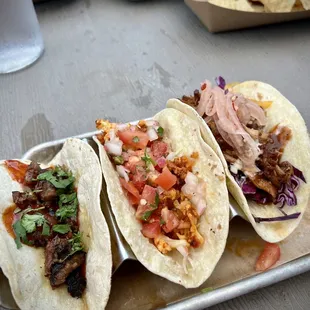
50 252 86 287
180 89 201 107
12 191 37 209
31 230 49 247
45 236 72 276
66 267 86 298
35 181 57 202
24 161 41 186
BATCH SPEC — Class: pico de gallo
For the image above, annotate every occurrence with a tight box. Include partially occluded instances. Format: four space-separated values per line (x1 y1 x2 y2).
96 119 207 272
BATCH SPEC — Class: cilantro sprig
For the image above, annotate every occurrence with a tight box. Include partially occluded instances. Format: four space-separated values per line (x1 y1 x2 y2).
52 224 71 234
37 166 75 189
157 126 164 138
141 149 156 170
141 192 160 221
132 136 140 143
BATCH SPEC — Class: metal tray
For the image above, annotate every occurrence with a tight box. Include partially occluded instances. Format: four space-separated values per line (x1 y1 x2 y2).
1 130 310 310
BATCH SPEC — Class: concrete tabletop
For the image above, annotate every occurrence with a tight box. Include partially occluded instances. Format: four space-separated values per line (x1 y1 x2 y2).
1 0 310 309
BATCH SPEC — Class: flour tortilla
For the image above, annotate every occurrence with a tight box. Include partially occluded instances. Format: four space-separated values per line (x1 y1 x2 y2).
94 108 230 288
167 81 310 243
0 138 112 309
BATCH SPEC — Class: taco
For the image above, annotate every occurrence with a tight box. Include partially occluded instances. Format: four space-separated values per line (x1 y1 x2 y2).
0 138 112 309
167 79 310 243
94 108 230 288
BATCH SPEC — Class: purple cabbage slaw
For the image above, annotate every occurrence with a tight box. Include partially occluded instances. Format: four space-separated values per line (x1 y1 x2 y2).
232 167 306 223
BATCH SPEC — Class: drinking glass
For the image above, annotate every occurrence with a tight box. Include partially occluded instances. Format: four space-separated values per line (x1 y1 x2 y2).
0 0 44 74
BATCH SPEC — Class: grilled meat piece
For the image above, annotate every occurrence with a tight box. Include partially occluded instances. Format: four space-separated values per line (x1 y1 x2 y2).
24 161 42 186
249 174 277 198
45 236 72 276
31 230 49 247
181 89 201 107
12 191 37 209
35 180 57 202
66 267 86 298
50 252 86 287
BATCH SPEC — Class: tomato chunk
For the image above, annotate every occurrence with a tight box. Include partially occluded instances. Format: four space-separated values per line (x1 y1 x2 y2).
141 185 156 204
127 193 140 206
141 221 161 239
255 242 280 272
155 167 177 190
118 130 149 149
119 178 140 198
161 207 180 233
151 141 168 160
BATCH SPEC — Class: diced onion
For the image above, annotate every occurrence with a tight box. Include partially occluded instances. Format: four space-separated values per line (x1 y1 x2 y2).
157 186 165 194
147 127 158 141
166 152 176 161
116 165 129 182
105 141 123 156
116 124 128 131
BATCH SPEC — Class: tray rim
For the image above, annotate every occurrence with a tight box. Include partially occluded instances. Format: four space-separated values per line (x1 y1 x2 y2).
14 132 310 309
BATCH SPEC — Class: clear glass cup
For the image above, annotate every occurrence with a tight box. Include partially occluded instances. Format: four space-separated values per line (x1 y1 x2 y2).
0 0 44 74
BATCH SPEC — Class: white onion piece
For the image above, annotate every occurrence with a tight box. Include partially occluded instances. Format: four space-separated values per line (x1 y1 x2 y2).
116 165 129 182
130 125 136 132
185 172 198 186
147 127 158 141
196 199 207 216
159 235 189 248
116 123 128 131
177 246 192 274
105 141 123 156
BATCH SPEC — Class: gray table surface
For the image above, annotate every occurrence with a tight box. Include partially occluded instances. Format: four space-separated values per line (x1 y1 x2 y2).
1 0 310 309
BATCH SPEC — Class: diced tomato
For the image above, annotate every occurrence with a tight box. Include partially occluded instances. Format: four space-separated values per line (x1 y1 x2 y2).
132 171 147 193
255 242 281 272
141 185 157 204
141 221 161 239
155 167 177 190
118 129 149 149
161 208 180 233
127 193 140 206
119 178 140 199
151 141 168 160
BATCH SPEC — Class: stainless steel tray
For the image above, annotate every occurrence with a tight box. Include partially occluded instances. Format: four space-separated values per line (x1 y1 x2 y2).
1 130 310 309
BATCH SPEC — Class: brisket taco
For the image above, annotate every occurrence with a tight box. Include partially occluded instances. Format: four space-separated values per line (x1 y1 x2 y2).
167 79 310 243
0 138 112 309
94 108 230 288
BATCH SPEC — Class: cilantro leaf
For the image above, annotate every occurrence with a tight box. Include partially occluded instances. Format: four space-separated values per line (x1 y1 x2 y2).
69 232 84 253
113 155 124 165
201 287 213 293
59 192 77 207
42 221 50 236
21 213 45 233
141 192 160 221
157 126 164 137
132 136 140 143
56 193 78 221
37 166 75 189
141 210 153 221
141 149 156 170
12 220 27 249
52 224 71 234
160 218 166 225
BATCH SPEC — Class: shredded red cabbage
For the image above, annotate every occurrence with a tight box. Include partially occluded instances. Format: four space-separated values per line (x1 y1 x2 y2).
275 166 306 208
253 212 301 223
215 76 226 90
293 166 306 183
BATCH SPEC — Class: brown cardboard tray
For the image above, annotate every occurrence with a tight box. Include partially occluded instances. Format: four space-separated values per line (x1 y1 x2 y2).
185 0 310 32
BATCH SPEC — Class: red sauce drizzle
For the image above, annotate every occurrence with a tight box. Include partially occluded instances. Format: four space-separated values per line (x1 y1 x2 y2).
2 205 16 238
4 160 28 184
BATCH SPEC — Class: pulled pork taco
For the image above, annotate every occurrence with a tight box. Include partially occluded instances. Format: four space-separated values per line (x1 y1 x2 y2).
94 108 229 288
167 79 310 243
0 138 112 309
